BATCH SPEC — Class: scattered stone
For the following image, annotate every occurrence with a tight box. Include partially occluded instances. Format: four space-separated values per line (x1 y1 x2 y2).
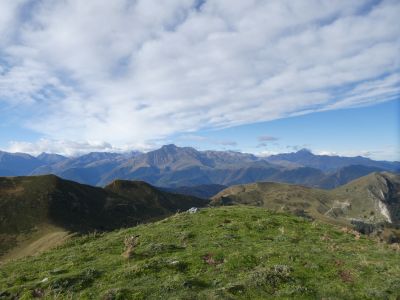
187 207 198 214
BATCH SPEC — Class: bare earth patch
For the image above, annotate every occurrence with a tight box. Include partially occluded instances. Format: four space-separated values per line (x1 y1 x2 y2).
0 224 71 264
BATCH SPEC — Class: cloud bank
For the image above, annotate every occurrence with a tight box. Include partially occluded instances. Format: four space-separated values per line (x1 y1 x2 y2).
6 139 119 156
0 0 399 154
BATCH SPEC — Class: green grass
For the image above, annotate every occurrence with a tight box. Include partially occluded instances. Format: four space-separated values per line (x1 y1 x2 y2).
1 206 399 299
0 175 207 260
211 172 400 230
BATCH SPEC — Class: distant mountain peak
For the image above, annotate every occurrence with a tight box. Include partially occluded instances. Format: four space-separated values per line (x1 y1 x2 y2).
37 152 50 156
36 152 67 164
158 144 198 154
161 144 178 149
37 152 66 158
296 148 313 154
78 152 121 159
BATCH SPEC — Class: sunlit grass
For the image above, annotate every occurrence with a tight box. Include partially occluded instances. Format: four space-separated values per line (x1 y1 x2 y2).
1 206 399 299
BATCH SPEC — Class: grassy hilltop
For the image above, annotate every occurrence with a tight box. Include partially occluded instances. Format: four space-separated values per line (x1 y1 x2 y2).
0 175 207 261
212 172 400 234
1 206 399 299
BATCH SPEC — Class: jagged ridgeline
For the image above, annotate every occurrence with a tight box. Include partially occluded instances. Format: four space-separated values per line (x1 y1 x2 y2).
0 175 207 259
1 146 399 188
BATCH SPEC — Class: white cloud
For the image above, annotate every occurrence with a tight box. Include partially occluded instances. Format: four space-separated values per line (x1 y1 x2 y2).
0 1 25 45
5 138 157 156
177 134 238 148
7 139 116 156
0 0 399 153
315 146 400 161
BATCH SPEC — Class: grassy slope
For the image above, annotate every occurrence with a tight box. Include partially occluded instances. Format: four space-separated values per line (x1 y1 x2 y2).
211 172 400 227
5 231 68 262
211 182 332 219
0 175 207 262
333 172 400 223
0 206 399 299
0 224 70 263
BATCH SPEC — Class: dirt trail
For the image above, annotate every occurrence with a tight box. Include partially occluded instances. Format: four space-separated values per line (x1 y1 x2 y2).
0 225 72 264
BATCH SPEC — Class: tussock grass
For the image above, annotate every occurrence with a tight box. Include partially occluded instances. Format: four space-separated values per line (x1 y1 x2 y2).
0 206 399 299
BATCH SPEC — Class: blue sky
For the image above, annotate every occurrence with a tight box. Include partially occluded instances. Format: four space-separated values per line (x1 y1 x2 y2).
1 98 398 160
0 1 399 160
173 99 400 160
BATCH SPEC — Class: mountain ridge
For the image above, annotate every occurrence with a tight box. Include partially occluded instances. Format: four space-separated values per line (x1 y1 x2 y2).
211 172 400 241
0 146 398 189
266 148 399 172
0 175 207 261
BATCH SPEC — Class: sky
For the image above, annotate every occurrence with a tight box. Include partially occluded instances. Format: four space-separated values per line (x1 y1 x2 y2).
0 0 399 160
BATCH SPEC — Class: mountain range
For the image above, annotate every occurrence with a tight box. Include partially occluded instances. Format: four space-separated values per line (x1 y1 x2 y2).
265 148 400 172
1 145 398 189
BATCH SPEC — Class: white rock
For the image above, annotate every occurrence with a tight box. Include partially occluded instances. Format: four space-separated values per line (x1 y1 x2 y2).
187 207 198 214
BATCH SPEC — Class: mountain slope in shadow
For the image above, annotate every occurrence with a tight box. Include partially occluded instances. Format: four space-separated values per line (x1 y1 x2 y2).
0 175 207 260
